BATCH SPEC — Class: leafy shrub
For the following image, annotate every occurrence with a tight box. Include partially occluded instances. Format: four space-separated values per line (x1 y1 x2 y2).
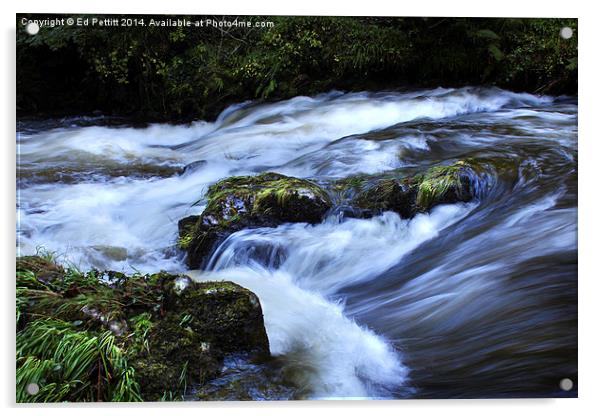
17 15 577 121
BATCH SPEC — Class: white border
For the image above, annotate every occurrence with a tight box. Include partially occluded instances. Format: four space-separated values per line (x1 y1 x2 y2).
3 1 600 415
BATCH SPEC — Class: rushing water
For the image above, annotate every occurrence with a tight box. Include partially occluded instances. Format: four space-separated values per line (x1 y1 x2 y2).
17 87 577 399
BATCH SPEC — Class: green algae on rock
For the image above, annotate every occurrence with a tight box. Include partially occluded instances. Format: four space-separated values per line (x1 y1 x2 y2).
414 161 476 211
179 172 332 268
16 256 269 402
353 159 495 218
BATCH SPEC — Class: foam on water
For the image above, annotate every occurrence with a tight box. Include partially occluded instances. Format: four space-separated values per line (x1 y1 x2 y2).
18 87 555 273
18 87 553 170
188 267 408 399
209 205 474 294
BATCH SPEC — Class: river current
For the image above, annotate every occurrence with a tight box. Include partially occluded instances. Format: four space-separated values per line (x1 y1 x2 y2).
17 87 577 399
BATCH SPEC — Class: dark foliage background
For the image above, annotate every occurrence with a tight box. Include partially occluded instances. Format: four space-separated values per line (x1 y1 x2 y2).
17 15 577 121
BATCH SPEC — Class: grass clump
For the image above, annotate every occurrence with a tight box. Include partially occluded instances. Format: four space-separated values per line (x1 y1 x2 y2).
126 313 154 356
16 318 142 402
15 257 161 402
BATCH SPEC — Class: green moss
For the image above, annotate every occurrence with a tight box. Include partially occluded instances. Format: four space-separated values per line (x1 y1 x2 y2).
193 280 244 295
177 233 194 250
329 175 368 196
415 163 466 211
342 176 367 189
351 159 496 217
414 159 497 211
176 215 199 251
130 311 221 401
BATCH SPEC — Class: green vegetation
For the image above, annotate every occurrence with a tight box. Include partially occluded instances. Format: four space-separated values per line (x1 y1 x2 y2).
415 162 471 211
16 259 144 402
178 172 332 268
17 15 577 121
16 256 269 402
16 319 141 402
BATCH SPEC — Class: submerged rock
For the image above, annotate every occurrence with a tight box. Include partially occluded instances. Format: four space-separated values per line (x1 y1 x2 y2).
16 256 269 402
194 353 297 401
353 159 490 218
179 172 332 268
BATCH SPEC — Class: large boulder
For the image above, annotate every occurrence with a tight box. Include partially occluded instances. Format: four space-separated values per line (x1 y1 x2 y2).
179 172 332 269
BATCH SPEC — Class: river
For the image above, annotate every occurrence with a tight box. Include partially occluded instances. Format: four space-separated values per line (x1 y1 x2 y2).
16 87 578 399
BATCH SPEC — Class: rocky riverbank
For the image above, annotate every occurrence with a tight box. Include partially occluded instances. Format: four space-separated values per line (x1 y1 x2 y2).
16 256 269 402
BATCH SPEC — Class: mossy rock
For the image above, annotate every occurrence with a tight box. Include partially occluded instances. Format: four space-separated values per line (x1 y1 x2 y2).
160 277 269 355
130 313 222 401
354 178 418 218
16 257 270 402
352 159 494 218
132 277 269 400
179 172 332 268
